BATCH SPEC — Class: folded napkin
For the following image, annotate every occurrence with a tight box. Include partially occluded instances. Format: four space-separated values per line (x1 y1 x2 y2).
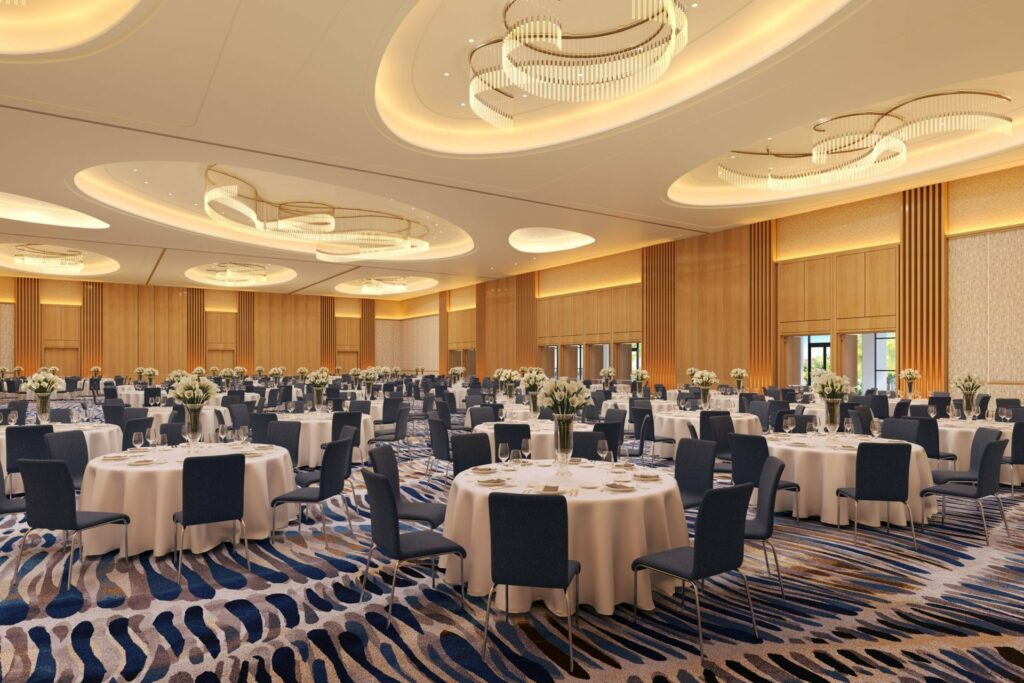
540 484 561 493
478 478 507 486
606 482 634 491
634 473 660 481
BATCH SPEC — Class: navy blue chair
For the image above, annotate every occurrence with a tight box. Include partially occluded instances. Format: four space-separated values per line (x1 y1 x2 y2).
493 423 530 458
571 431 604 460
331 411 362 450
836 442 917 550
369 445 445 528
674 439 717 509
160 422 185 446
249 413 278 444
102 404 125 427
905 417 958 468
892 399 911 418
122 417 154 450
16 459 129 589
745 455 787 596
43 430 89 491
173 453 249 584
46 408 72 424
708 414 735 473
228 403 251 430
931 428 1002 485
928 395 952 418
426 417 453 482
272 437 354 545
359 469 466 627
593 421 623 459
452 432 492 477
367 406 410 445
1004 422 1024 496
267 420 302 469
467 405 497 428
482 492 581 671
730 433 801 520
374 397 404 429
922 439 1010 544
631 483 758 659
5 424 53 495
6 400 28 425
0 470 26 517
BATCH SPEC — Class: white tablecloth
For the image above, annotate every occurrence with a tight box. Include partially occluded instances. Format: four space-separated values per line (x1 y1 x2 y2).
1 423 122 494
442 461 689 615
276 412 376 465
709 393 739 412
652 411 762 457
936 419 1017 483
766 433 936 526
209 392 260 407
116 387 167 408
80 443 295 557
599 399 675 421
473 420 595 460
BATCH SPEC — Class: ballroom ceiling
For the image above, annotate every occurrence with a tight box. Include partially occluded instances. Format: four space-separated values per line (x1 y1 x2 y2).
1 0 1023 299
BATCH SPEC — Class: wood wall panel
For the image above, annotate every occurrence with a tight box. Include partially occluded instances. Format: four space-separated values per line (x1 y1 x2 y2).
185 288 205 370
536 285 641 345
14 278 41 371
136 286 187 374
102 284 139 376
237 291 255 370
482 278 516 374
319 296 335 369
515 273 537 368
251 293 320 371
749 220 776 390
438 291 449 373
82 282 102 373
475 283 487 376
642 243 675 386
448 308 476 348
358 299 375 367
899 183 948 394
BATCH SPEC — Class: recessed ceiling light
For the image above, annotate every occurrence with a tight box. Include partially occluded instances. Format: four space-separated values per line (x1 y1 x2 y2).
143 180 149 184
460 102 466 107
767 137 772 141
691 2 698 7
132 168 139 172
508 227 595 254
468 38 475 43
0 192 108 230
443 72 450 77
522 94 528 98
167 192 173 196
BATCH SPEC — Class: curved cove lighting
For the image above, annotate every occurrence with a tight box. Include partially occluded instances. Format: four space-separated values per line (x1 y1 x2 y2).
184 262 297 288
508 227 594 253
0 242 119 276
335 276 438 297
0 0 148 57
0 192 108 229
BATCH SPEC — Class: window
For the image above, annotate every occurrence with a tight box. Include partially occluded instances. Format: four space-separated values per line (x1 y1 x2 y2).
575 345 583 380
631 342 642 372
803 335 830 385
874 332 896 391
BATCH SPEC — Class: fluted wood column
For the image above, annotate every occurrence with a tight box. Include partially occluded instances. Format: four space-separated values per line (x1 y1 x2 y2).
237 291 255 371
475 283 487 377
749 220 776 390
185 288 206 369
642 243 675 386
358 299 375 367
14 277 40 371
319 297 336 369
438 291 449 374
515 273 537 368
899 184 948 393
82 282 103 375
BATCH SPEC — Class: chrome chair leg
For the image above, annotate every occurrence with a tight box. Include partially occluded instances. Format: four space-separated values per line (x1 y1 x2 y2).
431 556 436 588
387 561 402 628
358 544 375 601
902 502 918 550
765 540 785 597
852 500 859 544
632 568 639 622
122 521 130 566
737 570 760 640
792 490 800 523
941 495 947 526
995 494 1011 537
13 529 33 575
505 585 510 623
65 531 77 591
320 503 329 548
239 519 251 570
761 541 771 574
481 585 496 656
690 580 705 660
459 555 466 609
175 524 187 585
977 499 990 545
563 588 574 673
270 505 278 545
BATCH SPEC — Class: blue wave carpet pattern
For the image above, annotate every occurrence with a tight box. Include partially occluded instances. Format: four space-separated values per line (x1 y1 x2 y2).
0 406 1023 682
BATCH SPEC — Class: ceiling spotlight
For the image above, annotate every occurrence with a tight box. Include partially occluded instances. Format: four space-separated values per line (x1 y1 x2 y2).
443 72 450 77
467 37 475 43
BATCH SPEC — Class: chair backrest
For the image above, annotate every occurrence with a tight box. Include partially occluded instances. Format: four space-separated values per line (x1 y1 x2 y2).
592 421 623 455
691 483 754 579
708 415 734 455
181 453 245 526
160 422 185 446
571 431 603 460
434 401 455 429
767 400 791 428
6 400 28 425
968 427 1003 472
749 456 785 539
771 409 795 433
19 459 77 530
123 406 148 423
995 398 1022 410
265 388 280 409
361 469 402 556
748 400 770 430
468 405 497 428
604 408 627 426
278 385 294 403
144 387 162 404
854 442 911 502
908 404 930 417
47 408 72 424
927 395 951 416
220 395 242 408
122 417 154 449
632 407 653 440
790 414 818 434
852 405 874 434
318 438 353 498
488 493 570 589
674 439 717 501
169 403 186 423
452 433 493 475
350 400 371 415
729 433 769 486
880 417 921 445
249 413 278 444
43 430 89 481
267 420 302 466
1011 422 1024 465
103 386 118 400
537 407 554 421
975 393 991 419
699 410 730 441
102 404 125 426
331 411 362 445
5 424 54 473
368 445 401 501
428 417 451 463
493 423 530 455
869 394 890 420
392 406 411 439
977 439 1009 496
380 397 404 423
228 403 251 429
892 399 911 418
464 394 484 408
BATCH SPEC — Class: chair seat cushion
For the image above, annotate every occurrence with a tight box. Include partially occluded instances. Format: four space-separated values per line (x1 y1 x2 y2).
632 546 695 579
272 486 323 505
394 529 465 561
745 517 771 540
931 469 978 485
368 434 398 444
0 498 26 515
921 482 981 498
779 479 800 492
930 451 958 461
295 469 321 487
652 436 675 444
836 486 857 500
397 500 446 528
75 510 129 530
713 461 732 473
680 492 704 509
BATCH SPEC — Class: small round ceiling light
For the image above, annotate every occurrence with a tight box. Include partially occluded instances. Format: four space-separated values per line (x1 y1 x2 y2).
508 227 595 253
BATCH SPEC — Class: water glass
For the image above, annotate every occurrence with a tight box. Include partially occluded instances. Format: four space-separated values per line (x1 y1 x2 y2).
870 419 882 438
520 438 531 460
927 405 937 419
844 417 854 434
510 448 521 465
218 424 228 443
783 415 795 435
597 439 609 462
497 443 510 466
132 431 145 449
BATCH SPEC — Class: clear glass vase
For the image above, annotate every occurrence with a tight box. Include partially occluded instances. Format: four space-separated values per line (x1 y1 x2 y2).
700 387 710 411
825 398 841 440
553 413 575 477
185 404 204 452
528 391 539 419
36 393 51 424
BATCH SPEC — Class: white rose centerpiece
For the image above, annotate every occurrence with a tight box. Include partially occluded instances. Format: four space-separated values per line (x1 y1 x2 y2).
730 367 749 392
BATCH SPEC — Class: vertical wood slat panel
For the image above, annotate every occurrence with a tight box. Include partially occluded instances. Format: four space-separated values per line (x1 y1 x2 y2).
82 282 103 375
186 288 206 370
237 291 255 371
642 243 675 386
749 220 776 390
438 292 449 374
515 273 537 368
475 283 487 376
358 299 375 367
899 184 948 394
319 297 336 370
14 277 40 371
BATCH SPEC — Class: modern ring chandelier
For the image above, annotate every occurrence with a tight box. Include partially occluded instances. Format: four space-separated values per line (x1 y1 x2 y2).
469 0 688 129
203 166 430 261
14 244 83 274
206 262 269 287
717 91 1014 191
360 277 408 296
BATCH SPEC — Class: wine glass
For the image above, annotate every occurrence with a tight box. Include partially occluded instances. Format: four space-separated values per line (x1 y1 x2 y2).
510 448 521 465
928 405 937 419
520 438 531 461
783 415 795 435
947 404 957 420
972 404 981 421
870 419 882 439
999 407 1009 422
843 417 854 434
597 438 609 462
7 411 17 426
149 426 160 446
218 424 228 443
497 443 510 468
238 426 250 443
808 415 819 435
132 431 145 450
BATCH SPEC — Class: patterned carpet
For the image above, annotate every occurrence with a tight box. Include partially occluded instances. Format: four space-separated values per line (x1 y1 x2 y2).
1 410 1023 682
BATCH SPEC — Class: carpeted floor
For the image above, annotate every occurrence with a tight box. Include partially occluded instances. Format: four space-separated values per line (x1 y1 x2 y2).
0 411 1022 682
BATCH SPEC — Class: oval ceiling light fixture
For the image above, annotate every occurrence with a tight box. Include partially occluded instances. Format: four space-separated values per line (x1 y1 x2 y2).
184 261 297 288
0 242 119 276
334 275 439 297
0 0 154 58
0 191 108 229
508 227 595 253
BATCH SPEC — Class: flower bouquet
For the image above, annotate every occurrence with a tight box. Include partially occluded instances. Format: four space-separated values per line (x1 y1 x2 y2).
538 378 593 475
171 374 219 450
730 367 749 392
26 370 66 423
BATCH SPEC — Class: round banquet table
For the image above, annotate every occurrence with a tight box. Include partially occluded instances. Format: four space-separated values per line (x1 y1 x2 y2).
652 411 762 457
442 460 689 615
79 443 295 557
599 398 675 421
276 411 376 465
473 420 594 460
936 418 1018 481
209 392 261 407
116 387 167 408
1 423 122 495
144 406 230 443
765 433 936 526
709 393 739 412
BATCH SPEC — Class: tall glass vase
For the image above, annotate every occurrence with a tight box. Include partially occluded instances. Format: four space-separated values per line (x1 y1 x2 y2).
35 393 51 424
185 404 204 452
825 398 841 440
735 379 743 392
313 386 325 413
699 387 710 411
905 379 915 399
963 391 976 420
528 391 539 419
553 413 575 477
